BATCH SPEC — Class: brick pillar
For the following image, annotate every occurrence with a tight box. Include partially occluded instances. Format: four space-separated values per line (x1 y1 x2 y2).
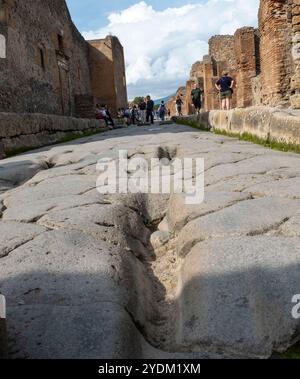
185 80 194 115
259 0 292 106
291 0 300 107
203 56 216 110
234 27 258 108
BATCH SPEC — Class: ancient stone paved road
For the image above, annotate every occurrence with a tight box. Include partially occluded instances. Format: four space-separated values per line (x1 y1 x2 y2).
0 122 299 359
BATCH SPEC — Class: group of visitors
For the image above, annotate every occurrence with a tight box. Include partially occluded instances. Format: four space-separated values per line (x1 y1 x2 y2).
174 71 234 115
117 95 169 126
95 72 234 128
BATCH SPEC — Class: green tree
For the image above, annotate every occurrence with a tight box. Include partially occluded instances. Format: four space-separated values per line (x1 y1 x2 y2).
133 96 144 105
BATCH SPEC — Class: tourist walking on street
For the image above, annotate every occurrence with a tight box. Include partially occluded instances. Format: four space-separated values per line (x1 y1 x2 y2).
191 83 203 114
146 95 154 124
138 98 147 124
176 96 183 116
215 71 234 110
158 101 167 121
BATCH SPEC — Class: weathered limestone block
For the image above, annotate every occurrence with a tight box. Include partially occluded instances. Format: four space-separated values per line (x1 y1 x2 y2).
176 236 300 358
242 108 272 140
0 229 154 358
0 112 107 157
228 109 245 134
177 197 300 258
0 222 46 258
270 112 300 145
167 191 250 233
178 107 300 146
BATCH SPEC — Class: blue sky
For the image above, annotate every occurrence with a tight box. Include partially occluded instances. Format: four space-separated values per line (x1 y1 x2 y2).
66 0 203 30
66 1 259 100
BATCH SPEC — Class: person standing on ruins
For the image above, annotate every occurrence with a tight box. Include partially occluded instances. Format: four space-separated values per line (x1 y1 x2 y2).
215 71 234 110
146 95 154 124
176 96 183 116
191 83 204 114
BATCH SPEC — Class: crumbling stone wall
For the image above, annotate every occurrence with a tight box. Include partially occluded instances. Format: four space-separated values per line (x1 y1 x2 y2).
0 0 127 118
209 35 237 71
0 0 92 115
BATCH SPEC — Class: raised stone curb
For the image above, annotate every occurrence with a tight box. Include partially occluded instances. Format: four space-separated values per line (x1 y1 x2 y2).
0 112 108 158
174 106 300 147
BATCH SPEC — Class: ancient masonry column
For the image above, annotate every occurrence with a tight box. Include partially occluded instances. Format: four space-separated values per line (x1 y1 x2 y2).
185 80 194 115
203 55 216 111
259 0 291 107
291 0 300 107
234 27 258 108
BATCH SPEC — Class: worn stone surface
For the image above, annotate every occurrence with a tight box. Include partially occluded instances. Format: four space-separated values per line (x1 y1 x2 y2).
177 236 300 358
0 122 299 359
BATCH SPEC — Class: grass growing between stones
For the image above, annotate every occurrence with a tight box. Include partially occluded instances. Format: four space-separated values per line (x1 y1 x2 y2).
175 117 300 154
4 128 107 158
174 118 210 131
214 129 300 154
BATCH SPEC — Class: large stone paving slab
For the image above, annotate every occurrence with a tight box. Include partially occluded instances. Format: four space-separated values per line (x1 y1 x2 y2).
177 236 300 358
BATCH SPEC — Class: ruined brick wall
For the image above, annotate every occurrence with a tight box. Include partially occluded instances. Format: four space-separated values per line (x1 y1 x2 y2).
0 0 92 116
234 27 258 108
209 35 237 71
290 0 300 107
190 61 204 82
259 0 292 107
88 36 127 115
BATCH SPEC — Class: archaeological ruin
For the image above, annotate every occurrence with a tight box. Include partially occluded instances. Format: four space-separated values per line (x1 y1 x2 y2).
0 0 128 157
0 0 300 362
168 0 300 115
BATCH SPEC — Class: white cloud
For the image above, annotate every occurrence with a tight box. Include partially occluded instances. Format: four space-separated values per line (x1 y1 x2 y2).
83 0 259 99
